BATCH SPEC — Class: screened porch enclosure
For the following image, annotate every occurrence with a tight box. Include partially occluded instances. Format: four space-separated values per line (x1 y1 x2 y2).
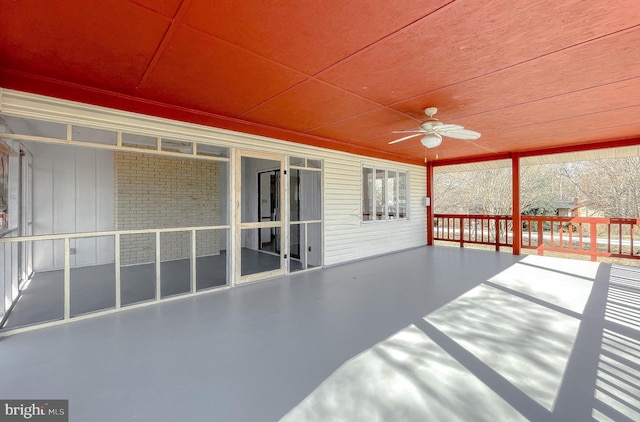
0 113 324 331
1 134 231 329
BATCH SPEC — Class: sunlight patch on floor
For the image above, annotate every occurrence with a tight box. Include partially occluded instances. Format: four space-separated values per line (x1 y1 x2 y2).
280 325 526 422
426 284 580 411
488 256 598 314
520 255 601 279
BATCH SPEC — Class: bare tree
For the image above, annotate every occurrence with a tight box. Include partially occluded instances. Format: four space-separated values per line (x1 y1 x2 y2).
433 171 475 213
434 165 561 216
434 167 513 215
521 163 574 215
562 157 640 218
434 156 639 219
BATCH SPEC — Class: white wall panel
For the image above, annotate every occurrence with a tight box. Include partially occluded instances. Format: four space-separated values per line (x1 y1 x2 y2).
31 144 54 272
96 149 115 262
75 148 97 266
26 142 115 271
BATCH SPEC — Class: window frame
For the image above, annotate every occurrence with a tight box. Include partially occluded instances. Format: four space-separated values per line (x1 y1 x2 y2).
362 164 409 222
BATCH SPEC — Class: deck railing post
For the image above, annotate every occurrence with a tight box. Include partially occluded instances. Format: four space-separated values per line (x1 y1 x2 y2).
537 218 543 255
495 217 500 251
632 221 636 257
590 222 597 261
459 216 464 248
426 162 434 245
568 222 573 251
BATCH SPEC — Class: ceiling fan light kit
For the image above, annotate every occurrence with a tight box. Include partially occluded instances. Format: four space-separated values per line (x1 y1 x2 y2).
421 133 442 148
389 107 481 148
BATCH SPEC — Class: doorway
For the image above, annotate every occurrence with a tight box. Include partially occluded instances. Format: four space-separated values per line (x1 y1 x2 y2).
236 152 285 283
19 148 34 286
288 163 322 272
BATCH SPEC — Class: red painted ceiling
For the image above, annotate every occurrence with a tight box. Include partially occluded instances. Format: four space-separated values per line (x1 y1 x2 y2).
2 0 640 165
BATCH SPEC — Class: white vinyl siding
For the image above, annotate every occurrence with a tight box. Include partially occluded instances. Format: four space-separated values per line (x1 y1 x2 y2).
324 158 425 265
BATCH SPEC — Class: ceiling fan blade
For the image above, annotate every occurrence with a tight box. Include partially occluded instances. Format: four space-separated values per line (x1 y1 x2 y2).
434 124 464 132
389 133 423 144
392 130 425 134
441 129 481 140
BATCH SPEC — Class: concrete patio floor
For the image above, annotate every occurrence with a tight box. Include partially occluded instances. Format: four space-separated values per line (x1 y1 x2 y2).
0 246 638 421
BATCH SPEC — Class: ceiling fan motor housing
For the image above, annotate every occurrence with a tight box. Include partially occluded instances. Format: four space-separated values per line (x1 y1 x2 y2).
419 119 443 131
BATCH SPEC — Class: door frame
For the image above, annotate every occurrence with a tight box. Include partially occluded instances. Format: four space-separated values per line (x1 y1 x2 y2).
234 150 287 284
19 148 33 286
257 169 281 254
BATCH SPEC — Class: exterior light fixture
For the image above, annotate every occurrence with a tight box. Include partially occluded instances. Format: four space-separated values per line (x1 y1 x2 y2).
420 133 442 148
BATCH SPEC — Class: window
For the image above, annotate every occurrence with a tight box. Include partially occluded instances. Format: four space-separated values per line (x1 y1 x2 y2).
362 165 408 221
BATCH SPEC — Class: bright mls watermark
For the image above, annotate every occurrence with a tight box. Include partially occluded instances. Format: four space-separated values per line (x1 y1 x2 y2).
0 401 67 421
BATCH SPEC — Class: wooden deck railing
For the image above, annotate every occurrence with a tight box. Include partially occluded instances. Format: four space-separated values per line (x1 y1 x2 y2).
434 213 640 261
433 214 513 251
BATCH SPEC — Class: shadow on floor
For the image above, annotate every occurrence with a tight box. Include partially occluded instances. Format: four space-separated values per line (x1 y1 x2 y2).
281 256 640 422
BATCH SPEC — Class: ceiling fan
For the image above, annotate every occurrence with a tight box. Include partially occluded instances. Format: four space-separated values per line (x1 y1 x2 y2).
389 107 481 148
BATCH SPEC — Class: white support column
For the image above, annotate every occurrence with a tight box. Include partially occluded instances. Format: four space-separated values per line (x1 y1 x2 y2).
63 237 71 319
304 222 308 270
229 148 237 286
155 231 161 300
283 158 289 273
115 233 121 309
191 229 197 293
